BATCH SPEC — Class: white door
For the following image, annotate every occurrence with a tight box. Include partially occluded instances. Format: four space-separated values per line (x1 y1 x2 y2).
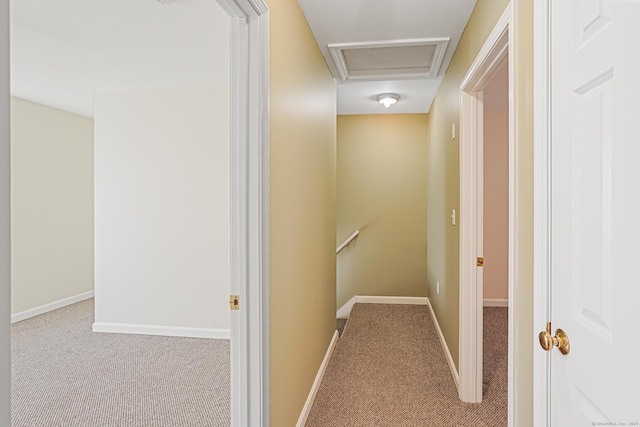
545 0 640 425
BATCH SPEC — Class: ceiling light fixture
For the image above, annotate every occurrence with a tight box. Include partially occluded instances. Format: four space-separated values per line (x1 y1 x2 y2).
377 93 400 108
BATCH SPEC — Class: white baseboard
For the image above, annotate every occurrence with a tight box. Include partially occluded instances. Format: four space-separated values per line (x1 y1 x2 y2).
92 322 230 339
426 298 460 391
296 330 339 427
337 296 357 318
11 290 94 324
336 295 429 318
483 298 509 307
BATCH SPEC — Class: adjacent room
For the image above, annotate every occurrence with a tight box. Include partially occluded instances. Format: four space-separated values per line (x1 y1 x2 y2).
9 0 233 425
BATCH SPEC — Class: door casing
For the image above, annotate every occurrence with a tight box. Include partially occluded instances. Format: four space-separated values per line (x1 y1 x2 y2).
532 0 551 424
218 0 270 425
458 4 516 425
0 0 10 422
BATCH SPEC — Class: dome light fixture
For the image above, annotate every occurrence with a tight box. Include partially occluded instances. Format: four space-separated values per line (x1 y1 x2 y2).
376 93 400 108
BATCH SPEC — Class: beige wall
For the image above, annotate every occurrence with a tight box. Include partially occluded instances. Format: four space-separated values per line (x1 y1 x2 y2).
336 114 428 309
10 97 94 315
426 0 510 370
268 0 337 424
483 110 509 302
513 0 534 424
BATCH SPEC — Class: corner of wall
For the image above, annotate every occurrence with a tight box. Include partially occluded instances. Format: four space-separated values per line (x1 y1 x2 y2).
10 98 94 315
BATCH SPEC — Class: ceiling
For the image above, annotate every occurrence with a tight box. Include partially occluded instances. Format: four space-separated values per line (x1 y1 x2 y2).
11 0 478 118
298 0 478 115
10 0 229 118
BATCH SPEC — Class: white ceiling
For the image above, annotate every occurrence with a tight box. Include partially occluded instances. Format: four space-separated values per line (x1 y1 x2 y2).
10 0 229 118
298 0 477 115
12 0 478 118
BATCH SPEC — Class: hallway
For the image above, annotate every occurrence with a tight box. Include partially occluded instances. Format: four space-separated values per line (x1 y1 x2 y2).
306 304 507 426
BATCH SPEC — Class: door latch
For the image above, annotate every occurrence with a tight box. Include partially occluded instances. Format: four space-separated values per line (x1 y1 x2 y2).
229 295 240 310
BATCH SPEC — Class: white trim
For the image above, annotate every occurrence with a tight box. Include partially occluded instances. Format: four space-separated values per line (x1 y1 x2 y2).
336 295 429 318
0 0 10 422
92 322 230 340
356 295 428 305
216 0 270 425
328 38 450 82
506 3 517 425
458 2 513 406
426 298 460 390
483 298 509 307
295 331 339 427
11 290 94 323
533 0 551 425
337 296 357 319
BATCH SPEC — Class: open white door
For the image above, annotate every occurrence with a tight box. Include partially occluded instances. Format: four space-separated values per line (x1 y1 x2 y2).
535 1 640 425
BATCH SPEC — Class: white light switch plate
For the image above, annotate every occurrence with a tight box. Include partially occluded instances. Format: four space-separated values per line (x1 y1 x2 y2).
451 209 456 226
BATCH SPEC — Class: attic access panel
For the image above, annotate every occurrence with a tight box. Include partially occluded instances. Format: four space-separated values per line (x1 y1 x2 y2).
329 38 450 82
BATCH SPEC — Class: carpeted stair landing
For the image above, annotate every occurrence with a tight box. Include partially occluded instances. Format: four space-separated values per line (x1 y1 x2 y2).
306 303 508 426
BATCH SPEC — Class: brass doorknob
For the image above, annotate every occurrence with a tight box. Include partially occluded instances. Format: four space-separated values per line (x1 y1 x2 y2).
538 322 570 355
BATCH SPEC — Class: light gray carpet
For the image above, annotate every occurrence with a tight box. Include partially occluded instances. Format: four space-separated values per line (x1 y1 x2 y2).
306 304 508 426
11 299 230 427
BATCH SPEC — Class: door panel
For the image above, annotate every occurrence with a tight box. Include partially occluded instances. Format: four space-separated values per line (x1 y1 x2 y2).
550 0 640 425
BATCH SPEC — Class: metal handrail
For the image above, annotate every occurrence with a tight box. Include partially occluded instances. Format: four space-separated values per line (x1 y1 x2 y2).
336 230 359 254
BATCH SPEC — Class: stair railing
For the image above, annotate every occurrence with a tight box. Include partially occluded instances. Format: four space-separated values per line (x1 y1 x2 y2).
336 230 359 254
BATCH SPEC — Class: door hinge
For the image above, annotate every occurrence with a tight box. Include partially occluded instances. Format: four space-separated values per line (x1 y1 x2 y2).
229 295 240 310
477 257 484 267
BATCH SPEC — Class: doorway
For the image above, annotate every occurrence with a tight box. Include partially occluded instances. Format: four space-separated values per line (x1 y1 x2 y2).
458 4 515 421
0 0 269 425
482 63 509 311
481 58 510 414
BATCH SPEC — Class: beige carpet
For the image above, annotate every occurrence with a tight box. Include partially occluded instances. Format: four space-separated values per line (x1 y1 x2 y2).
305 304 508 426
11 299 230 427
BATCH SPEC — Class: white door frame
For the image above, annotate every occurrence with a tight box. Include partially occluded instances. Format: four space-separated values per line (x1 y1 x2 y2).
0 0 271 425
0 0 10 422
532 0 551 425
214 0 271 425
458 3 514 419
